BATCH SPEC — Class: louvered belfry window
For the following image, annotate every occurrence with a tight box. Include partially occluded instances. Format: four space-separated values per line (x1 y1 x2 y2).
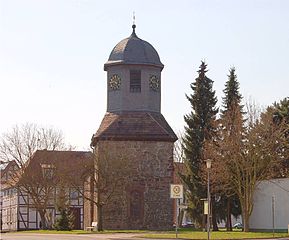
130 70 141 92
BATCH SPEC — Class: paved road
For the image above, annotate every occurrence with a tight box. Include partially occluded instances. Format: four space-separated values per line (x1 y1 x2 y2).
1 233 289 240
1 232 143 240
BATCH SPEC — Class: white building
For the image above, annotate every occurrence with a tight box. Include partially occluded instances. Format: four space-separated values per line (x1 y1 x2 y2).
250 178 289 232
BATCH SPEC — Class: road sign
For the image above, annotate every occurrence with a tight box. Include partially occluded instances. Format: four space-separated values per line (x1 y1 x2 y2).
170 184 183 199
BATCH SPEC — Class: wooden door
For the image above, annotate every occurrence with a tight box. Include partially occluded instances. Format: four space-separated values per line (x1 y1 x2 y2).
70 207 81 230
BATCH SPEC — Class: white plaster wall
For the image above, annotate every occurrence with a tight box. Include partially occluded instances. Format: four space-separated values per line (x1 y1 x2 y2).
1 194 18 231
250 178 289 230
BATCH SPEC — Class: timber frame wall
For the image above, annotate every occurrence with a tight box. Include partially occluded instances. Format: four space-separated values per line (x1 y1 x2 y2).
1 187 84 231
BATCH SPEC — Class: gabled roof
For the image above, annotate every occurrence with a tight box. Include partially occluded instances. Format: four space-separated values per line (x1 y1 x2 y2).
28 150 93 168
1 150 94 188
91 111 177 145
0 160 19 186
0 160 18 176
24 150 94 179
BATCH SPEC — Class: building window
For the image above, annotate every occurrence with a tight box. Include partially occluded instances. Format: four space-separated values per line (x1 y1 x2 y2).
40 164 55 180
69 189 78 200
130 70 141 92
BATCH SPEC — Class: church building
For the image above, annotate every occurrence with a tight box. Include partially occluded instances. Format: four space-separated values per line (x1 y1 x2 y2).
90 23 177 230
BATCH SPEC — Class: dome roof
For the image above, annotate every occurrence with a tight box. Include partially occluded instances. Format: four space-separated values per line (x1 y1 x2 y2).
104 25 164 70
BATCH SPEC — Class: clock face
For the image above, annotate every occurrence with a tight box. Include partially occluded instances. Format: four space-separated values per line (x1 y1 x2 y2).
109 74 121 90
149 75 160 91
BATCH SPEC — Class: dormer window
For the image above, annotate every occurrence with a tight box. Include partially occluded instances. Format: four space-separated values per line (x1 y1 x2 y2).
40 163 55 180
130 70 141 92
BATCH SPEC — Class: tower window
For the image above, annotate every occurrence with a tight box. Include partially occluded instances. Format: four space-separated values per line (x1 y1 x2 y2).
130 70 141 92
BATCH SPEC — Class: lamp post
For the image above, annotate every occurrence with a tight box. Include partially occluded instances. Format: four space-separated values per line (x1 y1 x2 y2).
205 159 212 240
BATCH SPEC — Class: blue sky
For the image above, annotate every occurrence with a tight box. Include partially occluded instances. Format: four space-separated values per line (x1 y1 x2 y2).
1 0 288 149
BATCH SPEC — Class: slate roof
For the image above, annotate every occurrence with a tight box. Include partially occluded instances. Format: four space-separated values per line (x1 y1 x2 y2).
104 25 164 70
91 112 178 145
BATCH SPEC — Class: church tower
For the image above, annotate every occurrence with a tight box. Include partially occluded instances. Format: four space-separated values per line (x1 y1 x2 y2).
90 24 177 230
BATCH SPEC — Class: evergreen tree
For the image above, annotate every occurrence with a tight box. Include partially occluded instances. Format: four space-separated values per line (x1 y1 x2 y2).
219 67 243 230
222 67 243 115
54 208 74 231
272 97 289 126
53 187 74 231
181 61 218 227
268 97 289 177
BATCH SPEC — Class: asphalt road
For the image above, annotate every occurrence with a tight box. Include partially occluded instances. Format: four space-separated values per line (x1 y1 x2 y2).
1 233 289 240
1 232 144 240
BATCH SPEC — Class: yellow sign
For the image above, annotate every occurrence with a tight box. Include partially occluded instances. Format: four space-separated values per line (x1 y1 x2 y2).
170 184 183 199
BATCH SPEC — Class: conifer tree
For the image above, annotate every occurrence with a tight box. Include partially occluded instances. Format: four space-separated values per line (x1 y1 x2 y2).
268 97 289 176
219 67 243 230
181 61 218 227
53 187 74 231
222 67 243 116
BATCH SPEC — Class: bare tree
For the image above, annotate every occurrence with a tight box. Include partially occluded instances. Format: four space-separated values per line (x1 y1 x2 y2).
0 123 71 229
210 102 288 231
62 143 134 231
244 97 263 128
174 131 185 163
0 123 68 166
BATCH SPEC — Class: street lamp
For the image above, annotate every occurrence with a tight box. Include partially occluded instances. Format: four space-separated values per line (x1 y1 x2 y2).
205 159 212 240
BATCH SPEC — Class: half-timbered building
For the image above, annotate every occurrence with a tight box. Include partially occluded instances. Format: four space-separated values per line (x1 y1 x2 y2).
0 150 93 231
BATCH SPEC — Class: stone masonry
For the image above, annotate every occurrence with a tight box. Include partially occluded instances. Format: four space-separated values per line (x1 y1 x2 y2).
96 140 175 230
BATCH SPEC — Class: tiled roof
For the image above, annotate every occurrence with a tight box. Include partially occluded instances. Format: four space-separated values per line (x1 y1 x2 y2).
28 150 93 170
22 150 94 183
1 150 94 188
91 112 177 145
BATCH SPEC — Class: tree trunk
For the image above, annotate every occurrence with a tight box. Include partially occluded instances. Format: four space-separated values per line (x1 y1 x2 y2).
212 198 218 231
241 198 250 232
226 198 232 231
97 204 103 231
243 210 250 232
212 212 218 231
202 214 206 231
38 210 48 230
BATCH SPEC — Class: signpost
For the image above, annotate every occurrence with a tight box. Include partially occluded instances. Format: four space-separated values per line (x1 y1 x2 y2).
170 184 183 239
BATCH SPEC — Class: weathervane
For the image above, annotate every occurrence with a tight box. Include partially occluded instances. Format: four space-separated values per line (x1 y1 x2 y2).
133 11 136 25
132 11 136 34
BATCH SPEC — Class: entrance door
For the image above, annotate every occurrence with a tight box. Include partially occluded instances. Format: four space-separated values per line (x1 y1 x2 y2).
69 207 81 230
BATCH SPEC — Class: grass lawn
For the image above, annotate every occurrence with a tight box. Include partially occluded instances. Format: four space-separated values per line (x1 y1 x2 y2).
17 229 147 234
142 228 289 239
16 228 289 239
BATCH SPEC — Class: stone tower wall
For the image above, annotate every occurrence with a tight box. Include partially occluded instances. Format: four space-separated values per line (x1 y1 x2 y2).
95 140 174 230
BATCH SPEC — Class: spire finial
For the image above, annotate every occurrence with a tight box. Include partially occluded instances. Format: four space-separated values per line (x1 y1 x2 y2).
132 12 136 35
